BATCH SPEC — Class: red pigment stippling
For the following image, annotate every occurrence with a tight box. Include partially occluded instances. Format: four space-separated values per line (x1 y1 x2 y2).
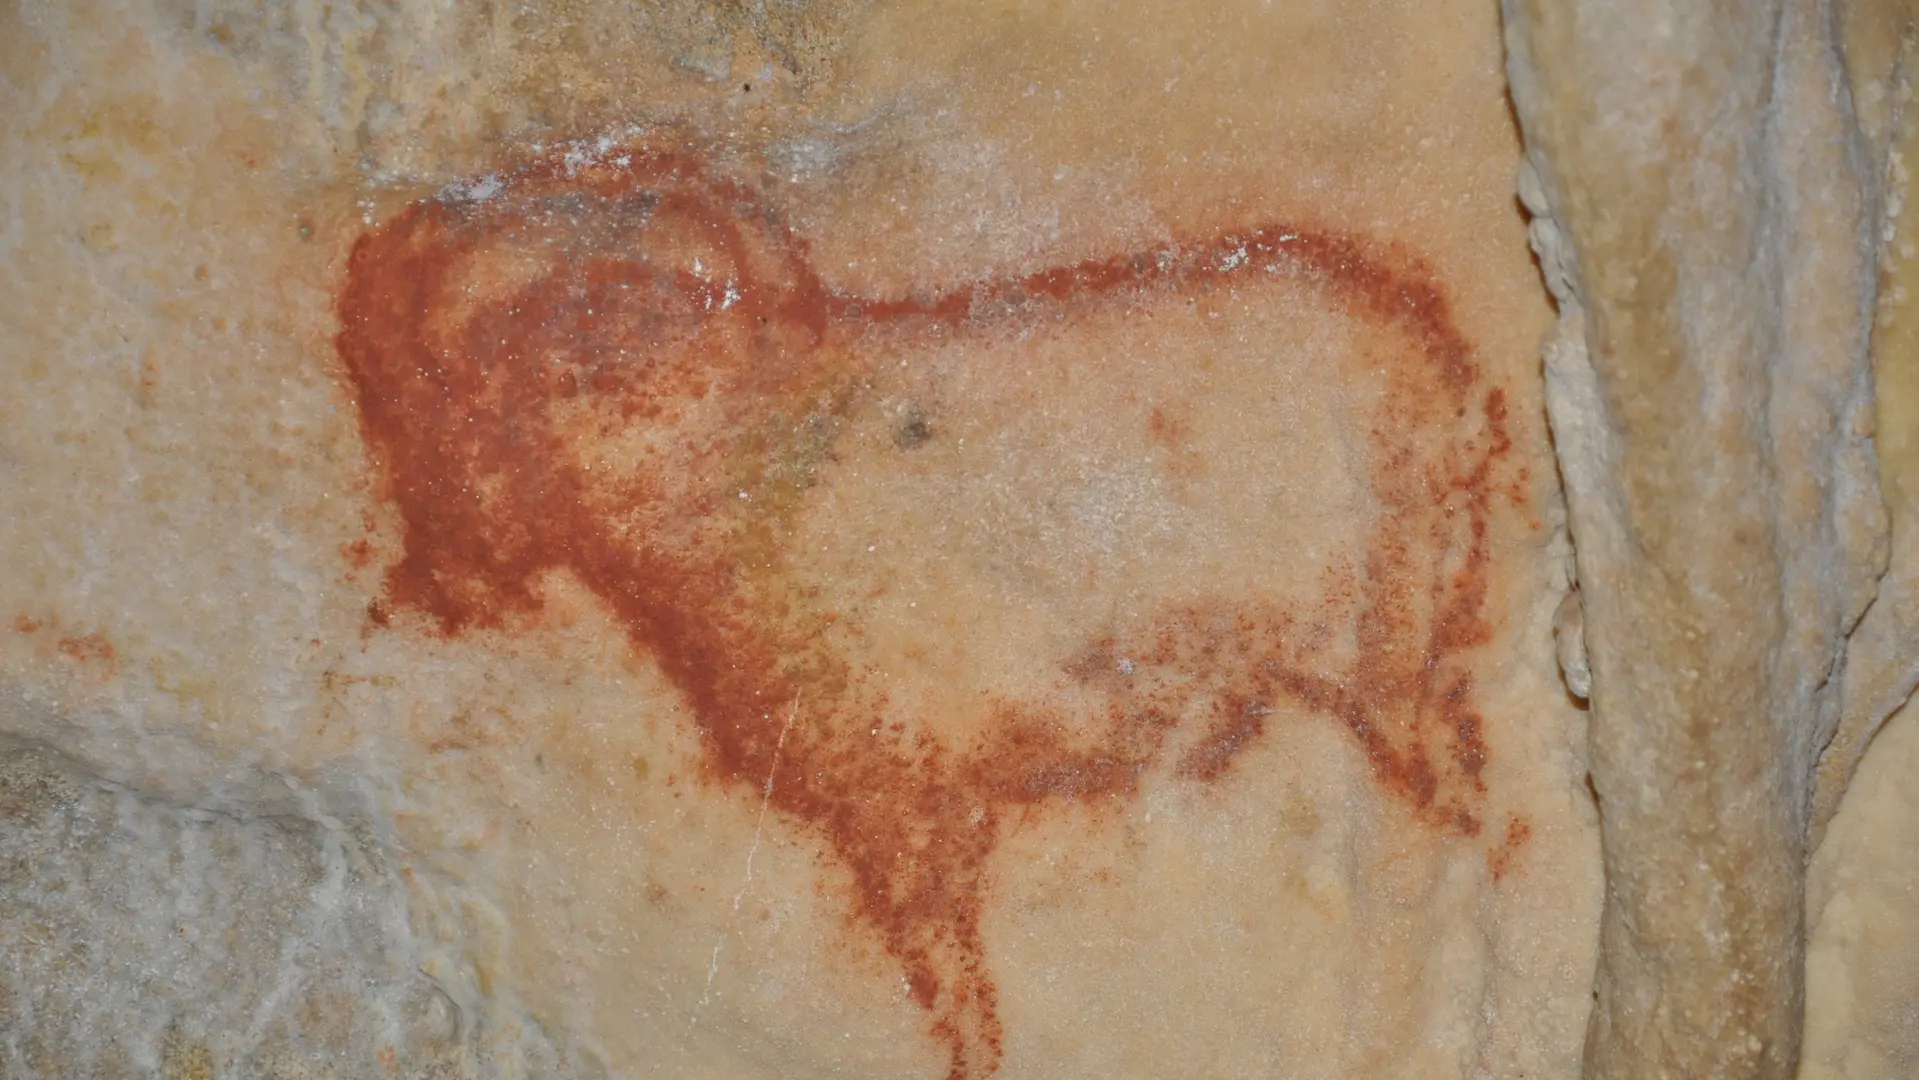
1489 815 1534 882
335 140 1520 1080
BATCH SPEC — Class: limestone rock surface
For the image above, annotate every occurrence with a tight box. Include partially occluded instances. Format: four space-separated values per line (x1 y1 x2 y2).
25 1 1919 1078
0 2 1596 1079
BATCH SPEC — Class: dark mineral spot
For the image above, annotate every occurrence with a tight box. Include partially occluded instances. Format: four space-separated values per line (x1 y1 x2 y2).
896 411 933 450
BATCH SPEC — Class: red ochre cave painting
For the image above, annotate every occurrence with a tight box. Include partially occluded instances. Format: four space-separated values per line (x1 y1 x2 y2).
335 139 1520 1080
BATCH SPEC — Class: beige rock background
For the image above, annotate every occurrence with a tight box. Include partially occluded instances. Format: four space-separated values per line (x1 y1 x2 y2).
1503 0 1919 1076
0 0 1914 1078
1802 3 1919 1078
1503 0 1888 1074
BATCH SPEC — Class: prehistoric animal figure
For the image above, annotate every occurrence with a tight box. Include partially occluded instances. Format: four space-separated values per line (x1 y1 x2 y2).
337 137 1520 1080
